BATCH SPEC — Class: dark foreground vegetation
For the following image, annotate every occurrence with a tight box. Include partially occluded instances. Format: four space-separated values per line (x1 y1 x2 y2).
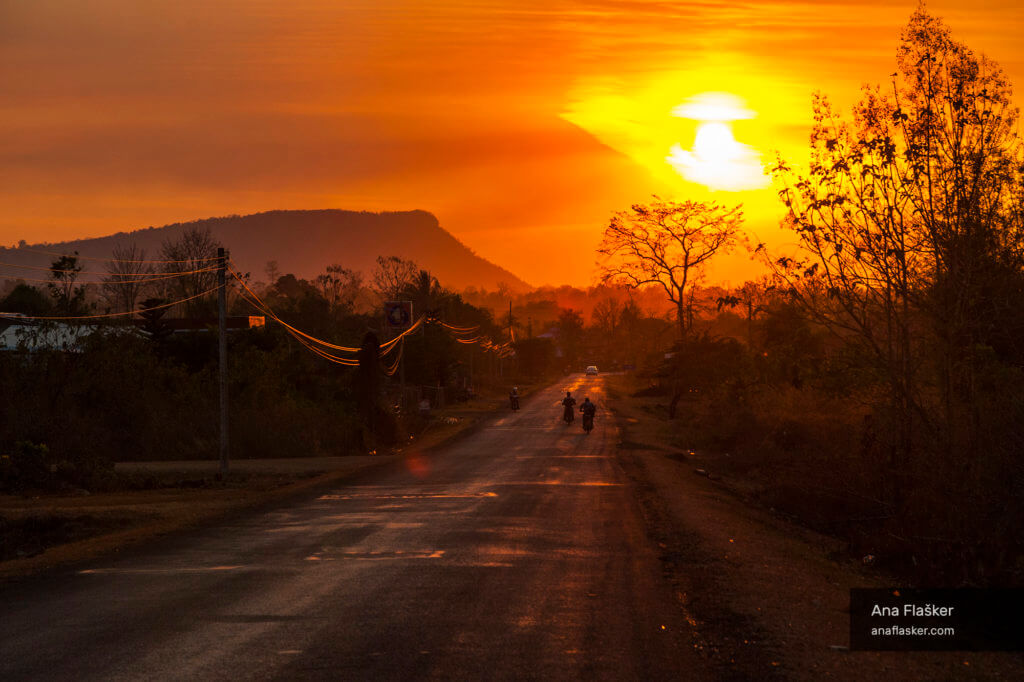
613 9 1024 587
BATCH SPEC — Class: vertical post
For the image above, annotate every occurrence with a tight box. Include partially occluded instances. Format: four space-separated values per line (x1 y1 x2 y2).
218 247 229 478
399 335 406 409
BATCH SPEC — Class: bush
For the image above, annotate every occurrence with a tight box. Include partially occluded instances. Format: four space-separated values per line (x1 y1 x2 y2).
0 441 113 493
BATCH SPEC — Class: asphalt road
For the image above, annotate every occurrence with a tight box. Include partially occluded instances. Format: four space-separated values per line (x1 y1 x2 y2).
0 375 708 681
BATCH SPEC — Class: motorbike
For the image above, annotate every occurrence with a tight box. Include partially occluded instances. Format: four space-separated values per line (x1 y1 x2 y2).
582 412 594 433
562 404 575 424
510 395 520 411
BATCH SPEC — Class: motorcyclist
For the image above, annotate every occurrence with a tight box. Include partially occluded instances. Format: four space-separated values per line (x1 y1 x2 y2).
509 386 520 411
580 397 596 431
561 391 576 423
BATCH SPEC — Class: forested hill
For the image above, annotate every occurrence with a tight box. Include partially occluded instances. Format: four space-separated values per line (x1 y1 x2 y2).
0 209 531 292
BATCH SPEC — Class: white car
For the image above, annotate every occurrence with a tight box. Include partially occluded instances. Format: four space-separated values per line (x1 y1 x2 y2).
585 366 599 376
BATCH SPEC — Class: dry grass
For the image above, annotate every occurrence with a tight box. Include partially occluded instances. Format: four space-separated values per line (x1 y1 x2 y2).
0 388 523 580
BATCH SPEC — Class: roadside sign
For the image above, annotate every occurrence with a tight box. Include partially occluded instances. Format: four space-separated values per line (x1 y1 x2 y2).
385 301 413 329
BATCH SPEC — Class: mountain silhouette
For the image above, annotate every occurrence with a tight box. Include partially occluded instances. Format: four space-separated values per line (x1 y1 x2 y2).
0 209 531 292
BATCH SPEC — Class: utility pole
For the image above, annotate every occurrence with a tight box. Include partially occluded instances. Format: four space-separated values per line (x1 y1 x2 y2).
399 335 406 409
217 247 229 478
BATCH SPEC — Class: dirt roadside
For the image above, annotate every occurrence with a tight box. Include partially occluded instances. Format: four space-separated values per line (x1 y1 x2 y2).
606 376 1023 681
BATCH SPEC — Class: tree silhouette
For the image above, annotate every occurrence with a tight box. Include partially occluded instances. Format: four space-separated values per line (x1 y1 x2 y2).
137 297 173 344
313 264 363 315
1 283 53 316
768 6 1024 472
372 256 418 303
102 243 154 316
47 253 85 315
556 308 584 369
598 198 745 339
159 226 221 317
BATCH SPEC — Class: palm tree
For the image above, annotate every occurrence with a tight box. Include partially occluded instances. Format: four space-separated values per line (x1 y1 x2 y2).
401 269 444 319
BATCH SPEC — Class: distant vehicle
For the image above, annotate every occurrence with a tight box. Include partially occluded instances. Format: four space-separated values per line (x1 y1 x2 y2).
585 366 599 376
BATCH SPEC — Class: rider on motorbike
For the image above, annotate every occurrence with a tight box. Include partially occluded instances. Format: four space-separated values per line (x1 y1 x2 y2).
580 397 596 432
509 386 520 411
561 391 576 423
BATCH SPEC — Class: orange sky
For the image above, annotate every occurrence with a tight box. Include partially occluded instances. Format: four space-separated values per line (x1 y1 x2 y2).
2 1 1023 287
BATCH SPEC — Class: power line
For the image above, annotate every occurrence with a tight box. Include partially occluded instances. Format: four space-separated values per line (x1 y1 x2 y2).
227 265 362 353
0 284 225 321
0 269 223 287
379 316 425 351
382 336 404 376
12 247 221 264
0 260 220 276
228 264 412 367
286 329 360 366
226 262 504 368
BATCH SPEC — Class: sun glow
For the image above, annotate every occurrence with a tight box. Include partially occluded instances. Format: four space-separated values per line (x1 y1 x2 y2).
666 92 769 191
561 72 792 198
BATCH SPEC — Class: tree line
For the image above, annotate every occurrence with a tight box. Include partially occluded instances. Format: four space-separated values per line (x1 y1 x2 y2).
596 8 1024 585
0 226 685 493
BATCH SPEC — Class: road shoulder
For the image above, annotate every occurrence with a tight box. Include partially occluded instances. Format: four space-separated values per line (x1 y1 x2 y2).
608 378 1023 680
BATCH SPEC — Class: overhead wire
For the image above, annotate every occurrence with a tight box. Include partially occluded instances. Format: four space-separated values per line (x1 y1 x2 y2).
431 319 479 333
228 262 421 367
379 316 424 351
0 269 222 287
0 284 226 321
382 337 404 376
3 251 516 369
226 262 507 368
0 260 219 277
10 247 221 264
286 330 360 366
227 264 361 353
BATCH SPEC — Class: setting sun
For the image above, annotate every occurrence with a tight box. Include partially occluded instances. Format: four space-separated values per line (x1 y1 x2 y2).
666 92 769 192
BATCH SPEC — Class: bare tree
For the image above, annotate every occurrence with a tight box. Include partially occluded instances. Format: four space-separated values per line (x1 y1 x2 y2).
264 260 281 288
371 255 418 302
159 226 222 317
592 297 622 337
597 197 745 339
313 264 363 315
101 243 154 316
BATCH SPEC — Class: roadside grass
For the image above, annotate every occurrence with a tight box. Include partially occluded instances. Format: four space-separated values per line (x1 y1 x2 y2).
606 377 1024 680
0 464 377 579
0 379 547 580
605 374 883 562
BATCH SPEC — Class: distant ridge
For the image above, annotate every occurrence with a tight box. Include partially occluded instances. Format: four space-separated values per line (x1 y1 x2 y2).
0 209 531 292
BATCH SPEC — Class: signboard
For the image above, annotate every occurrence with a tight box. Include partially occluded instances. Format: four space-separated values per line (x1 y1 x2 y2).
385 301 413 329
